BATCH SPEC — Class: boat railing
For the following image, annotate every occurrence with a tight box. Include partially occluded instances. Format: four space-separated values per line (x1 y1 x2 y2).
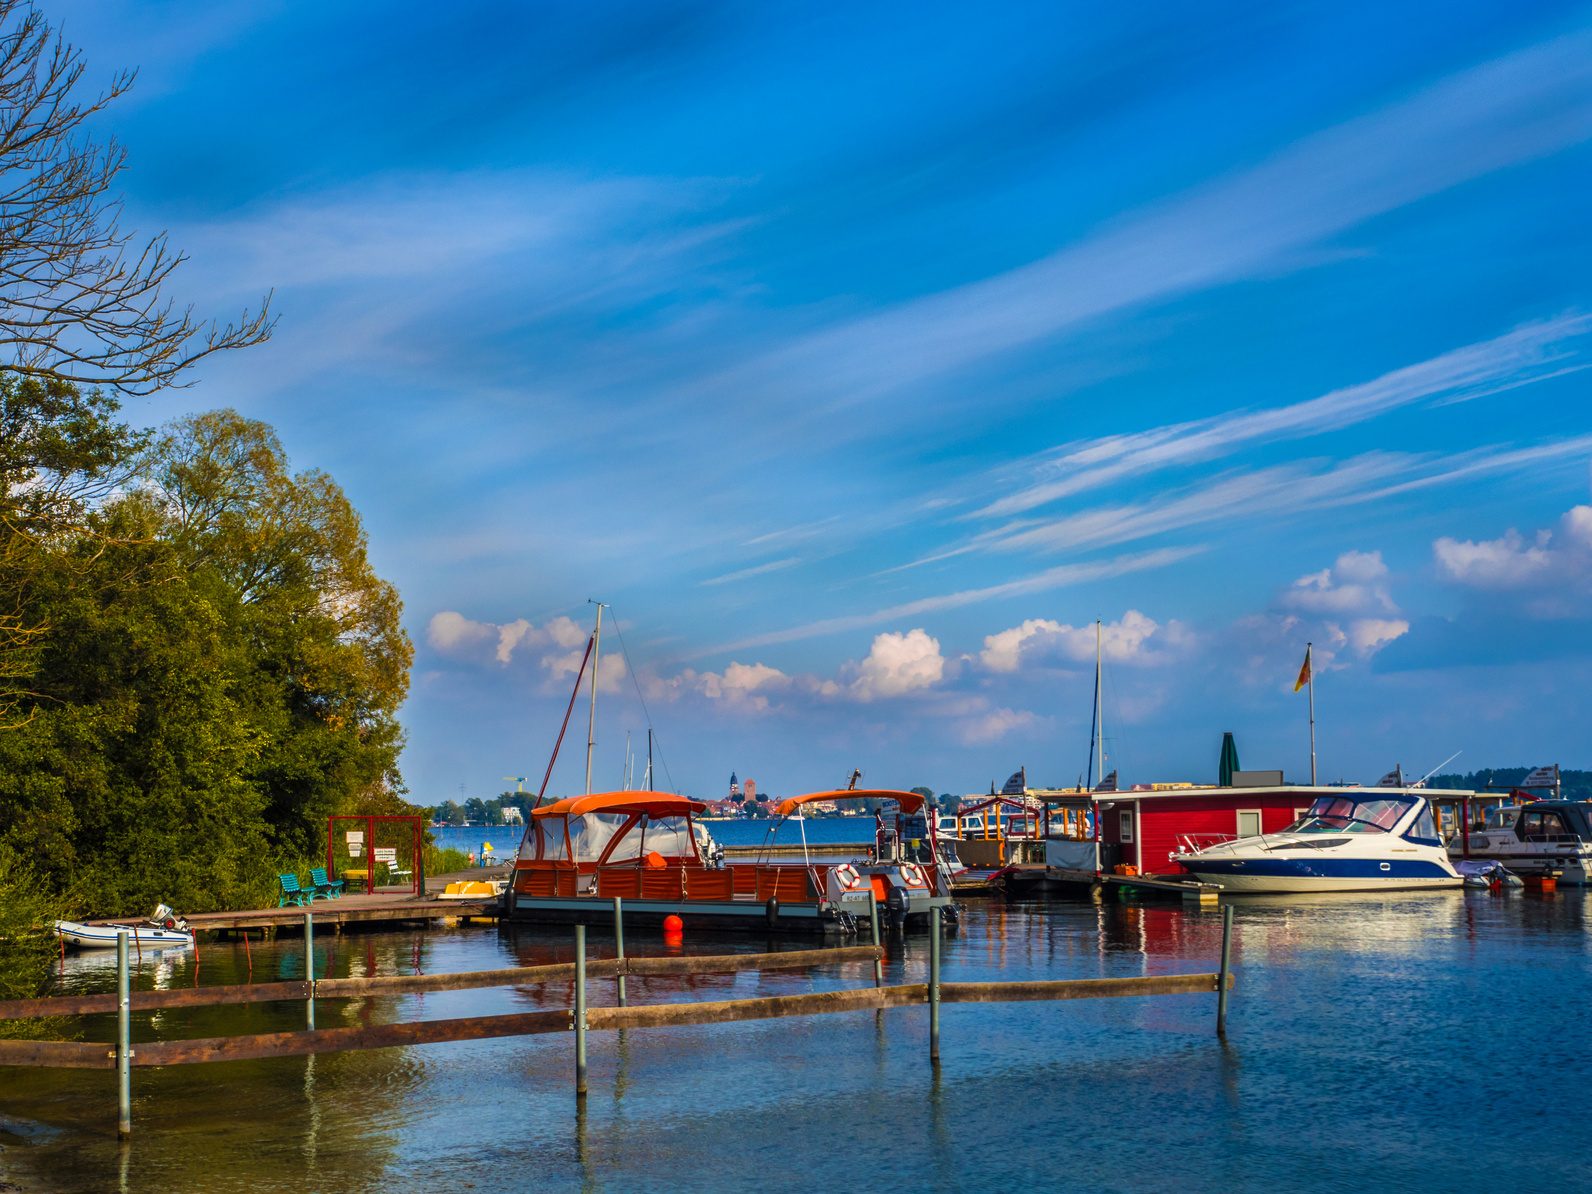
1174 834 1237 855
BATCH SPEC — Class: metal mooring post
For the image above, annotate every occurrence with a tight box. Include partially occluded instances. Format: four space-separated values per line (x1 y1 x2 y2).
612 897 626 1007
929 905 942 1064
116 929 132 1138
304 911 315 1030
869 891 883 987
1216 903 1233 1038
574 924 588 1097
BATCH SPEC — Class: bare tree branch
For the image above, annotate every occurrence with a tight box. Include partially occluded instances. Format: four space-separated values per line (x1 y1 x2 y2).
0 2 273 395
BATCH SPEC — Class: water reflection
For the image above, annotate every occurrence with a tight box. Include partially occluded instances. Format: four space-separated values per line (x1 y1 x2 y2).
3 893 1591 1191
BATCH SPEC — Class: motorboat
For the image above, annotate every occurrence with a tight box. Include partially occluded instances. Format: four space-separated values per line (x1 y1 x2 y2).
56 904 193 949
1173 792 1462 892
770 790 961 930
503 789 954 934
1453 802 1592 885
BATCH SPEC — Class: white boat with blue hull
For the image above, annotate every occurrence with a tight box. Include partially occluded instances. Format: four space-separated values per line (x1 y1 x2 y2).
55 904 193 949
1174 793 1462 892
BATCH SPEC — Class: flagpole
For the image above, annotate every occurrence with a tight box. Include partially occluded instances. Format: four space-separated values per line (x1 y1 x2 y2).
1307 641 1316 786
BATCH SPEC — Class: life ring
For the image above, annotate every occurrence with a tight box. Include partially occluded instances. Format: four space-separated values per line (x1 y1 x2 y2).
832 863 860 889
899 864 924 887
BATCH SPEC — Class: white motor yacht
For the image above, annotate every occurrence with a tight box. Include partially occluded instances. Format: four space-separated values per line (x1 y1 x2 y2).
1454 802 1592 885
1174 792 1462 892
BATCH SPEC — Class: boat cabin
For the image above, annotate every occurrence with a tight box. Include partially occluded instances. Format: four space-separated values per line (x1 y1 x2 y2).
1023 784 1478 878
505 789 953 933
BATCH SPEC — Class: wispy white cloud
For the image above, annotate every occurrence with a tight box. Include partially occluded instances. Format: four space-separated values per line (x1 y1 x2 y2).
977 315 1592 518
700 557 801 586
709 30 1592 426
703 545 1201 654
968 436 1592 558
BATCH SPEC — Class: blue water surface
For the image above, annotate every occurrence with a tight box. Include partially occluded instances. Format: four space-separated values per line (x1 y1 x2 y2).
3 889 1588 1193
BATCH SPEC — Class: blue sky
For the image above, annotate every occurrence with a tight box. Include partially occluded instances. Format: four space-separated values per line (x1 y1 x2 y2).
62 1 1592 801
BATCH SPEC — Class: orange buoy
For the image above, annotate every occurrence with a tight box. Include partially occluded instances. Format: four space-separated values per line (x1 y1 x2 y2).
663 914 683 932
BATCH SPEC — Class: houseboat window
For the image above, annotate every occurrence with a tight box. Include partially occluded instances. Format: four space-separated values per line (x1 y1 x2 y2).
1119 811 1134 843
1294 795 1415 834
1237 810 1261 838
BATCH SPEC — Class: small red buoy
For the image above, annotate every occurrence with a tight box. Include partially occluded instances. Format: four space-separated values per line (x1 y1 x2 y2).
663 915 683 932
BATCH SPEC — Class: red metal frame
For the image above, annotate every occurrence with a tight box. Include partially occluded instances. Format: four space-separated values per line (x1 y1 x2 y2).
326 814 423 896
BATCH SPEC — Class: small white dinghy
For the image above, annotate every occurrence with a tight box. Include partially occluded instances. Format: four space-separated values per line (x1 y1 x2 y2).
56 904 193 950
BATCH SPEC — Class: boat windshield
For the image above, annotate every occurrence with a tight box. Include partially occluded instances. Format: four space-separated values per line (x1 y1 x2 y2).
1289 795 1415 834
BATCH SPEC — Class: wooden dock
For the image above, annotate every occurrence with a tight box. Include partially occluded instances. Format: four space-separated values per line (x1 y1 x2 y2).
1101 872 1223 902
88 873 503 935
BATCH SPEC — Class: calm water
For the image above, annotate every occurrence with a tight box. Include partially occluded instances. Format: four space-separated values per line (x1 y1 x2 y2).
4 889 1591 1193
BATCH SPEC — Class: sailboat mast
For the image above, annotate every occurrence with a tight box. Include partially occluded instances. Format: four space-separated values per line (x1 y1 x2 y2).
646 728 654 791
1096 619 1105 781
585 603 603 796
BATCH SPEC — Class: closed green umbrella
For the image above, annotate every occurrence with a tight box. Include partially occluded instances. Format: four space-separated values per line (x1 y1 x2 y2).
1219 732 1240 786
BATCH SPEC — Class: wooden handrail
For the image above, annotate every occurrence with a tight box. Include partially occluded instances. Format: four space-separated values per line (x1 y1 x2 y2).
0 945 886 1021
0 971 1234 1069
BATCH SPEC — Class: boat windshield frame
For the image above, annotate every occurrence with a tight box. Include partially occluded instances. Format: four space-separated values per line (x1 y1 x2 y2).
1287 794 1417 835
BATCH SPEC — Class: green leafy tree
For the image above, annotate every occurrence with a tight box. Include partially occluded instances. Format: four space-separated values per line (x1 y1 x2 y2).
135 410 413 857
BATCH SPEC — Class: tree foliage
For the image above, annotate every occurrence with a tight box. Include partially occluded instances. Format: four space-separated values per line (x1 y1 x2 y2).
0 389 412 943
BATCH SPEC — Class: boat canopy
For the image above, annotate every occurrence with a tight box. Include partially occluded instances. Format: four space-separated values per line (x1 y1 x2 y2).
772 789 927 817
532 792 706 819
522 791 707 865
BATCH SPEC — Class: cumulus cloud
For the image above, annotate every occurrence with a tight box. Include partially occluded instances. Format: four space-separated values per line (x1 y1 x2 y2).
648 628 949 713
848 629 945 700
427 611 496 653
980 610 1189 672
429 611 587 665
1278 550 1397 616
1432 505 1592 619
1272 550 1408 658
427 611 624 687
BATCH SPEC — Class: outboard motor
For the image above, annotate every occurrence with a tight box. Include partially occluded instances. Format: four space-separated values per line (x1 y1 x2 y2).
149 903 188 931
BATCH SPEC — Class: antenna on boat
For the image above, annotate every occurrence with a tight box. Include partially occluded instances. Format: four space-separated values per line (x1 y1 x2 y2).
1412 751 1462 789
585 601 605 796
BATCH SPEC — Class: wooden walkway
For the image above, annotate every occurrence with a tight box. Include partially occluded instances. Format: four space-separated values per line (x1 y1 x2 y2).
87 870 504 933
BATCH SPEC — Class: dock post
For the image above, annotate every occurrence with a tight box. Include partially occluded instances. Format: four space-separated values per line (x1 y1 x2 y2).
574 924 588 1097
869 891 883 987
116 929 131 1138
1216 903 1232 1038
929 905 941 1064
612 896 626 1007
304 911 315 1030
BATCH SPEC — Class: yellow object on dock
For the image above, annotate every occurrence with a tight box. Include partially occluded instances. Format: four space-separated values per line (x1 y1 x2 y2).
439 880 500 899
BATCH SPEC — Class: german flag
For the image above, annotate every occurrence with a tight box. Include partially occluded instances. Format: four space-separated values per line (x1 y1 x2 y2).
1293 645 1312 693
